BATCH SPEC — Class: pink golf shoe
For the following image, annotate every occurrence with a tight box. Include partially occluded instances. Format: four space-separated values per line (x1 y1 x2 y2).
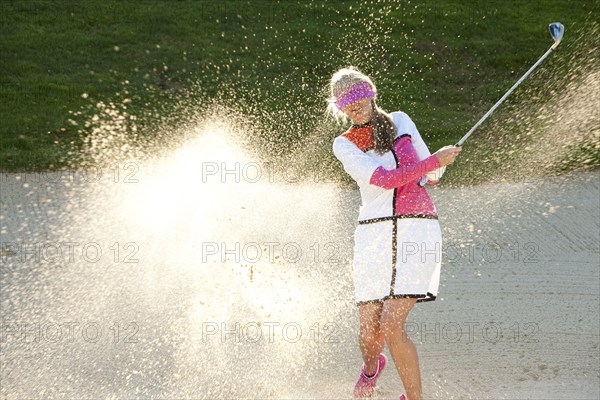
353 353 387 398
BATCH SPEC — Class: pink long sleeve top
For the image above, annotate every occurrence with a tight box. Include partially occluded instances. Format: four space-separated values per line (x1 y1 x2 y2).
332 111 441 223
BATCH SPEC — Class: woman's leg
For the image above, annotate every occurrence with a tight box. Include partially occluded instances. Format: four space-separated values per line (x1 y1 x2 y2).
358 302 385 374
381 298 421 400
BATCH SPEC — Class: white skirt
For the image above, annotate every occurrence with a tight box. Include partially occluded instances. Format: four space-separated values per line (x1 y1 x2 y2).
353 217 442 304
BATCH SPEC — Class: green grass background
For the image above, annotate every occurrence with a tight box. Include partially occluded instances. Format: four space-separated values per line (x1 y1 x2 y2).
1 0 598 183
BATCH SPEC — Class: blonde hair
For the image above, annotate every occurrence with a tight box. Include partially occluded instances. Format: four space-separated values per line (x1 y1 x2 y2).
328 67 396 155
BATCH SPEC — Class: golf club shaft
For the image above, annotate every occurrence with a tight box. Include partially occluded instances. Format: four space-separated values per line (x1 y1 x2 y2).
456 41 559 146
419 40 560 187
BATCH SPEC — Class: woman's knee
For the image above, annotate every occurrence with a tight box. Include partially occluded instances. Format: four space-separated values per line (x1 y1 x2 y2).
359 320 382 341
380 318 406 341
380 298 415 339
358 302 383 337
381 298 415 323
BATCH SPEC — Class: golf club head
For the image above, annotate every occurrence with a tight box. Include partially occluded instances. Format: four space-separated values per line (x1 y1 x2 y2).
549 22 564 43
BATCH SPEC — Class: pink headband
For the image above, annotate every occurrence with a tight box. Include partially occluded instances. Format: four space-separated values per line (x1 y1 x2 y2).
335 82 377 110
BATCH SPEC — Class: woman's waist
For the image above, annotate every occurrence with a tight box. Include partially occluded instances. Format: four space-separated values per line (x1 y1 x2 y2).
358 212 438 225
358 203 438 223
358 189 437 220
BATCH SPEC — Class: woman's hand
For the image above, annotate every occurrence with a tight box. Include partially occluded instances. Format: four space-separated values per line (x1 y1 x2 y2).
433 145 462 166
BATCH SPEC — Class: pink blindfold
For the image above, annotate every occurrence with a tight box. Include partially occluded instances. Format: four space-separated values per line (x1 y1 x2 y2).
335 82 377 110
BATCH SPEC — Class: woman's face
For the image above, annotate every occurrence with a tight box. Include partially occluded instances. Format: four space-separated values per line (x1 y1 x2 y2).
341 98 373 125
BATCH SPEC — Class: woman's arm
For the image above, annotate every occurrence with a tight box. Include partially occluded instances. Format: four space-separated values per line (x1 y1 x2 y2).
405 114 447 185
369 155 441 190
333 136 441 189
332 137 383 184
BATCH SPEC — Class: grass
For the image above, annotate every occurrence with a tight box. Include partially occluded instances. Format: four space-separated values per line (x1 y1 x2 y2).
1 0 598 183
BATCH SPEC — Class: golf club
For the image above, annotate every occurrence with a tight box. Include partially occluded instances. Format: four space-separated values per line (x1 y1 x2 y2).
418 22 565 187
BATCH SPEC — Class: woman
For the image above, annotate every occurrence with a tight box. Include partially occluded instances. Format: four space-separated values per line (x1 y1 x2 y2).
329 67 461 400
